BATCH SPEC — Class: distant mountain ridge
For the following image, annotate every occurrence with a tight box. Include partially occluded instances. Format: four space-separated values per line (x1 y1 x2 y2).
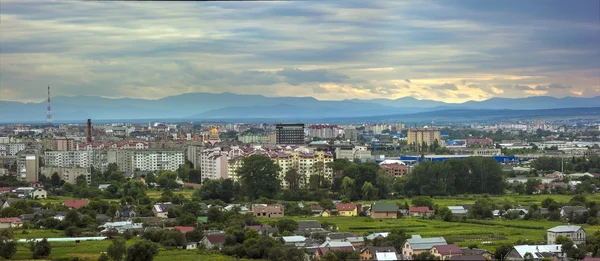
0 92 598 122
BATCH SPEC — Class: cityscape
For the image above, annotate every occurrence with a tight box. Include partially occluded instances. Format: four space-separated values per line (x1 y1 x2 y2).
1 1 600 261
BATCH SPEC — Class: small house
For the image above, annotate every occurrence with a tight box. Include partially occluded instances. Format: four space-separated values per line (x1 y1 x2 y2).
371 202 398 219
201 234 226 250
431 244 463 260
409 206 435 217
335 203 357 217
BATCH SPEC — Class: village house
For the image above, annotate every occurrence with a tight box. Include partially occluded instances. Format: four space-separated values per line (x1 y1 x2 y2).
315 244 355 260
165 226 195 234
31 188 47 199
409 206 435 217
359 246 399 260
365 232 390 241
0 217 22 228
561 206 587 219
336 203 358 217
309 205 324 216
64 199 89 209
201 234 226 250
504 245 564 261
447 206 467 217
251 204 284 218
547 224 586 245
153 202 177 219
115 205 137 220
431 244 463 260
371 202 398 219
402 235 447 260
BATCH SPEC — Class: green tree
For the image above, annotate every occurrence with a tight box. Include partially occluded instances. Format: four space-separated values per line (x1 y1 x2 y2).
340 177 356 200
284 168 302 192
411 196 434 209
107 238 127 261
437 206 454 221
98 253 110 261
525 178 542 195
494 243 513 260
125 240 159 261
276 219 299 234
361 181 377 200
0 229 17 260
237 155 281 200
51 172 61 187
29 238 51 259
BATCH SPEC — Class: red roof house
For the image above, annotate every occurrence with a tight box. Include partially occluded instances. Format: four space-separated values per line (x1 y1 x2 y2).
409 206 435 217
64 199 89 209
166 226 195 233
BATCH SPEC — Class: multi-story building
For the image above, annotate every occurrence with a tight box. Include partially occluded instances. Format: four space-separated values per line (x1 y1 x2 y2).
0 143 26 156
17 151 39 182
52 137 75 151
309 125 340 139
200 147 233 181
77 141 148 151
238 133 275 144
547 225 586 245
379 161 408 178
335 146 372 162
41 167 91 185
275 124 305 145
407 128 441 150
343 129 358 141
45 151 93 168
107 149 184 172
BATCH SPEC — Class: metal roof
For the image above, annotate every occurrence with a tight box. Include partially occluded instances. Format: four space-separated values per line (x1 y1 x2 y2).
548 225 583 233
406 235 447 251
512 245 562 259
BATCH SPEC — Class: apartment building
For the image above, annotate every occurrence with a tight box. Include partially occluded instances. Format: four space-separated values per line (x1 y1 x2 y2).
407 128 441 149
41 167 90 185
335 146 372 162
107 149 184 172
45 151 93 168
77 141 148 151
343 129 358 141
309 124 340 139
379 161 408 177
238 133 276 144
275 124 305 145
52 137 75 151
200 147 231 181
0 143 26 156
17 151 39 182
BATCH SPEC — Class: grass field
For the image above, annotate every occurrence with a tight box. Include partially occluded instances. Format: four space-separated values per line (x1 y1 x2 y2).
146 189 195 199
265 216 600 252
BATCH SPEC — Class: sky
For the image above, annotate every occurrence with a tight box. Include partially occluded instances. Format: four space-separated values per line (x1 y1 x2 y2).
1 0 599 103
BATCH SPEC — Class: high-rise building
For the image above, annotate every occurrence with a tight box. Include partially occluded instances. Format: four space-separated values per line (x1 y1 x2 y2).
407 128 441 150
275 123 305 145
343 129 358 141
107 149 184 172
52 137 75 151
45 151 93 168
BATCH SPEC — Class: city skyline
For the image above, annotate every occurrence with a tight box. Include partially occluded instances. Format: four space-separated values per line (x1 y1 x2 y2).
1 0 599 103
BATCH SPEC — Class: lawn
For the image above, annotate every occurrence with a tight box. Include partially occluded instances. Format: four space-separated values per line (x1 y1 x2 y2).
147 188 195 199
353 194 600 207
269 216 600 252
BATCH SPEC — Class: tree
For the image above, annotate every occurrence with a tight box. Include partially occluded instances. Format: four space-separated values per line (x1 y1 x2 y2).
411 196 434 209
29 238 51 259
188 169 201 184
0 229 16 260
322 250 361 261
98 253 110 261
340 177 356 200
107 239 127 261
494 243 513 260
361 181 377 200
51 172 61 187
437 206 453 221
186 229 204 243
276 219 299 234
525 179 542 195
237 154 281 200
125 240 159 261
284 168 302 192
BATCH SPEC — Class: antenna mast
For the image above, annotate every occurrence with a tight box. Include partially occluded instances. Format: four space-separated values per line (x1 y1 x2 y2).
46 85 52 127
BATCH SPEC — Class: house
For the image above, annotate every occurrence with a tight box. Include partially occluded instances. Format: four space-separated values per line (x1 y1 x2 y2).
336 203 358 217
201 234 226 250
431 244 463 260
582 258 600 261
561 206 587 219
296 220 326 234
246 225 276 236
0 217 23 228
98 184 111 191
547 225 586 245
322 209 337 217
185 242 198 250
314 246 355 260
64 199 89 209
1 198 23 209
31 188 47 199
115 205 137 220
409 206 435 217
310 205 324 216
153 202 177 218
359 247 398 260
251 204 284 218
326 232 354 242
505 208 528 219
282 236 307 245
461 247 493 260
402 235 447 260
320 241 354 248
504 245 564 261
224 204 249 214
166 226 195 234
371 202 398 219
19 214 35 222
99 221 144 234
345 237 365 248
447 206 467 217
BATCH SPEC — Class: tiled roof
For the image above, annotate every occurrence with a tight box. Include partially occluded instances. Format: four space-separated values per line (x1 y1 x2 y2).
336 203 357 211
166 226 195 233
205 234 226 244
64 199 89 209
409 206 434 213
433 244 463 255
0 217 22 224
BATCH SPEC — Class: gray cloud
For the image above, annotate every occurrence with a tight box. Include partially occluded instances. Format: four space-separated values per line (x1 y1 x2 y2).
514 85 533 91
275 68 350 86
429 83 458 91
311 86 328 94
404 79 411 83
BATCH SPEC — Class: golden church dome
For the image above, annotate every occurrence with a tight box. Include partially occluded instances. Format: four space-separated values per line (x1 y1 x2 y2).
209 126 219 135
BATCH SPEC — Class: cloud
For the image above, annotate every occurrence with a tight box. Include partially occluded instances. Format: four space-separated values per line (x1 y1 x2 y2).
429 83 458 91
0 0 598 103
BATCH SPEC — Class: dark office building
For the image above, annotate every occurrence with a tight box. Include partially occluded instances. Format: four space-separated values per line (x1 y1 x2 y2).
275 123 305 145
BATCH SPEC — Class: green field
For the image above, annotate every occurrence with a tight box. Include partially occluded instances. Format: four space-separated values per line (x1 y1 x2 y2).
146 189 195 199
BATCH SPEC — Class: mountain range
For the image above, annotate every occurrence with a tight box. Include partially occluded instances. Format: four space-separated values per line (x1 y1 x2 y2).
1 92 599 123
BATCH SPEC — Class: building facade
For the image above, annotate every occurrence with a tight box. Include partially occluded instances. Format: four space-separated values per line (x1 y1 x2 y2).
407 128 441 150
52 138 75 151
107 149 184 172
275 124 305 145
45 151 93 168
41 167 91 184
547 225 586 245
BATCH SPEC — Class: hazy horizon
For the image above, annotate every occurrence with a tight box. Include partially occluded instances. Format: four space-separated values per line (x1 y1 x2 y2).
1 0 599 103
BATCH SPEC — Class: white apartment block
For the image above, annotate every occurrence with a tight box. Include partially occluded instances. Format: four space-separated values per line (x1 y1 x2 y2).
200 147 245 181
107 149 184 172
0 143 26 156
335 146 372 162
77 141 148 151
41 167 91 185
45 151 93 168
309 125 341 139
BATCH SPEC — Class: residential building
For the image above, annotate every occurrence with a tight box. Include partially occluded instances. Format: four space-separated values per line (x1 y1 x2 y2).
153 202 177 218
251 204 284 218
19 153 39 182
431 244 463 260
504 245 564 261
359 247 398 260
41 167 91 185
309 124 340 139
275 123 305 145
447 206 467 217
402 235 447 260
45 151 93 168
336 203 358 217
0 143 26 156
547 225 586 245
31 188 47 199
315 245 355 260
201 234 226 250
0 217 23 228
238 133 275 144
335 146 372 162
107 149 184 172
200 147 231 181
379 160 408 177
52 137 75 151
371 202 398 219
343 129 358 141
465 138 494 148
365 232 390 241
407 128 441 151
409 206 435 217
